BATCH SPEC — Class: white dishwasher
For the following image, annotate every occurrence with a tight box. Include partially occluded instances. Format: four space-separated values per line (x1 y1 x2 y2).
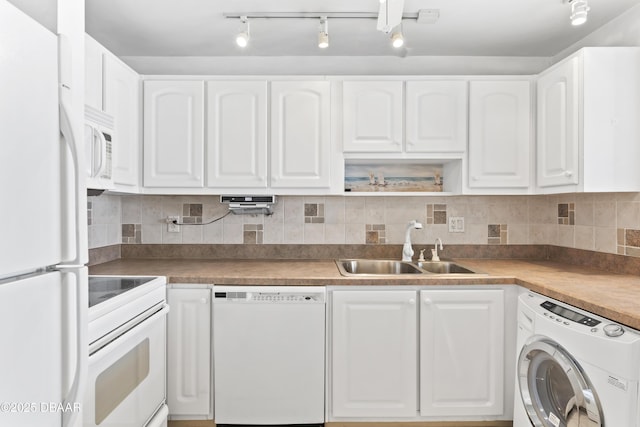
213 286 326 426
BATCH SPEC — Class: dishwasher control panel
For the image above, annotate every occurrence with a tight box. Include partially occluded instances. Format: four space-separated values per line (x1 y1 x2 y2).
214 286 326 304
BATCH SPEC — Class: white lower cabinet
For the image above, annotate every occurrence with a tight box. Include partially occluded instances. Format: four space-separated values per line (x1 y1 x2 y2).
330 287 506 421
420 289 504 417
331 290 417 418
167 285 213 420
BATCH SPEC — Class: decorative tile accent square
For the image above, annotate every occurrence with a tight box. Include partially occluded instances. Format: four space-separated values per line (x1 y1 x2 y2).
366 224 386 244
182 203 203 224
618 228 640 257
87 201 92 225
122 223 141 244
243 224 264 244
305 203 325 223
558 203 575 225
426 204 447 225
488 224 507 245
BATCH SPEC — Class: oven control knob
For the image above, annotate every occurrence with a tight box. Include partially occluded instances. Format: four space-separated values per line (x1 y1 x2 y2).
604 324 624 337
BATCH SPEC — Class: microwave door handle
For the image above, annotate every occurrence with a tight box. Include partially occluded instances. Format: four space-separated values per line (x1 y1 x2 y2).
94 128 107 177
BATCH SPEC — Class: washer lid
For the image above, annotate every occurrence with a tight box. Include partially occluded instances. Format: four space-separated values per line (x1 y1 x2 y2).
518 335 603 427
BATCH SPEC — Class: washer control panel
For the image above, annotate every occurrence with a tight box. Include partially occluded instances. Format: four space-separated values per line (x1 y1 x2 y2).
540 300 601 327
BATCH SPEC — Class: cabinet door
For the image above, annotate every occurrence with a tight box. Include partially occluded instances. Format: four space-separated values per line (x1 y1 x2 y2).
331 290 417 418
85 34 103 111
536 56 580 188
143 81 204 188
406 81 467 152
343 81 403 152
420 289 504 417
206 81 267 188
104 54 139 188
468 81 531 188
270 81 331 188
167 287 212 418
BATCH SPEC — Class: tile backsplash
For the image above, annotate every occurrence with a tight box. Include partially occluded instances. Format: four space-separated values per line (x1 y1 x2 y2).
88 193 640 257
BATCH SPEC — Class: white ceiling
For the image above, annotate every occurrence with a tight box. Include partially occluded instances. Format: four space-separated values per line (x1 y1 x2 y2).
86 0 640 74
85 0 639 59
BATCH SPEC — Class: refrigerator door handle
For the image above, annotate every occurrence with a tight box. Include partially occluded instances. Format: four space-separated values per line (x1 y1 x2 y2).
61 267 88 427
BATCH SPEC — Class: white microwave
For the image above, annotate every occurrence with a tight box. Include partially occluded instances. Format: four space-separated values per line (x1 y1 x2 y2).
84 105 114 190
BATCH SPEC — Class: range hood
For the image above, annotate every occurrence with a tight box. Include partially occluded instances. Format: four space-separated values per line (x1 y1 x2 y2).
220 195 276 215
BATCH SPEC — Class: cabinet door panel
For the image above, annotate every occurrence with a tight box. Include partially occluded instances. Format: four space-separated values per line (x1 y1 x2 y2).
406 81 467 152
420 289 504 416
469 81 531 188
332 290 417 418
167 287 212 417
271 81 331 188
537 56 580 188
143 81 204 188
343 81 403 152
206 81 267 188
104 55 139 188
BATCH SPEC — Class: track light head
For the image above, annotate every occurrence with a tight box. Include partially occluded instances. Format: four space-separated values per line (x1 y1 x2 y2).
391 29 404 48
569 0 589 26
318 17 329 48
236 16 250 47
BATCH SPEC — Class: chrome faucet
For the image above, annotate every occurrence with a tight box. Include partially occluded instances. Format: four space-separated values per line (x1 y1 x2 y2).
432 237 443 261
402 220 423 262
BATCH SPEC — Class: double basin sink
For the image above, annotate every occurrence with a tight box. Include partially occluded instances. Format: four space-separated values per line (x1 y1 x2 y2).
336 259 479 276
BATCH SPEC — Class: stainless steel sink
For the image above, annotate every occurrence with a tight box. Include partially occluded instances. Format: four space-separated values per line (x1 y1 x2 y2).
335 259 478 276
415 261 476 274
336 259 424 276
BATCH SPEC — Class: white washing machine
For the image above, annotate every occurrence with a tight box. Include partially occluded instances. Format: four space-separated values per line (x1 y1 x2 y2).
514 291 640 427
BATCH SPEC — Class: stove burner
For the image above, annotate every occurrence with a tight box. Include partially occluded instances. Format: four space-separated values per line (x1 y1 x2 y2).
88 276 157 308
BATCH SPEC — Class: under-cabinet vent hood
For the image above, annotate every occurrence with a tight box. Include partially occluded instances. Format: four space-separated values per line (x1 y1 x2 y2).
221 195 276 215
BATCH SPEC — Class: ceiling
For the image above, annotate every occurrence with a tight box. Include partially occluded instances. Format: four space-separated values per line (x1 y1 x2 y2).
86 0 639 58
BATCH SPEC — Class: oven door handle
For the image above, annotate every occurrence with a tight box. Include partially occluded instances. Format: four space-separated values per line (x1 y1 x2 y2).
89 303 169 358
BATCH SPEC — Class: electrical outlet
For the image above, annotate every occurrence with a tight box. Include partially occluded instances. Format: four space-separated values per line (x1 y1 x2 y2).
167 216 180 233
449 216 465 233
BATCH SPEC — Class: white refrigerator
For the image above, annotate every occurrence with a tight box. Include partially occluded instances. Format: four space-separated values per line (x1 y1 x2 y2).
0 2 88 427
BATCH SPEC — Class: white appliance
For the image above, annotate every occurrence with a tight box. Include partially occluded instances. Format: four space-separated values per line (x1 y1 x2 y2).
0 2 87 427
213 286 326 425
85 275 169 427
84 105 114 191
514 291 640 427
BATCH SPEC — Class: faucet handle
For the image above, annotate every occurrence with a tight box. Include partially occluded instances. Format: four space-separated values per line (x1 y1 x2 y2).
418 249 426 262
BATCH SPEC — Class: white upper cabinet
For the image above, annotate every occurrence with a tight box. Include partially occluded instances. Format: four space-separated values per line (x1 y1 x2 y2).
342 81 403 152
468 80 531 190
143 80 204 188
537 47 640 193
331 290 417 418
84 34 104 111
206 81 267 188
103 54 139 189
270 81 331 188
406 81 467 153
420 289 504 417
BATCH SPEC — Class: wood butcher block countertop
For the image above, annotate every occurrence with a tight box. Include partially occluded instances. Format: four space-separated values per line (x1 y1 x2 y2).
89 258 640 330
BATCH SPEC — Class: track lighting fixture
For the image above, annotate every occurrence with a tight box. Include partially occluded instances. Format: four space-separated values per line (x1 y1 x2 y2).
235 16 250 47
391 28 404 48
318 17 329 49
569 0 589 26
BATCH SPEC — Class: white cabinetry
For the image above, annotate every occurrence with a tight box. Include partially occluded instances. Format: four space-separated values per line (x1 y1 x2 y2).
468 81 531 190
331 290 417 418
536 47 640 193
167 285 213 420
206 81 267 188
270 81 331 188
342 81 403 152
406 81 467 153
420 289 504 417
103 54 139 189
143 80 204 188
84 34 104 111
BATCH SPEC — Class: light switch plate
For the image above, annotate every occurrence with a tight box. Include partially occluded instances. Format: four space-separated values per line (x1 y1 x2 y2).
167 216 180 233
449 216 465 233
